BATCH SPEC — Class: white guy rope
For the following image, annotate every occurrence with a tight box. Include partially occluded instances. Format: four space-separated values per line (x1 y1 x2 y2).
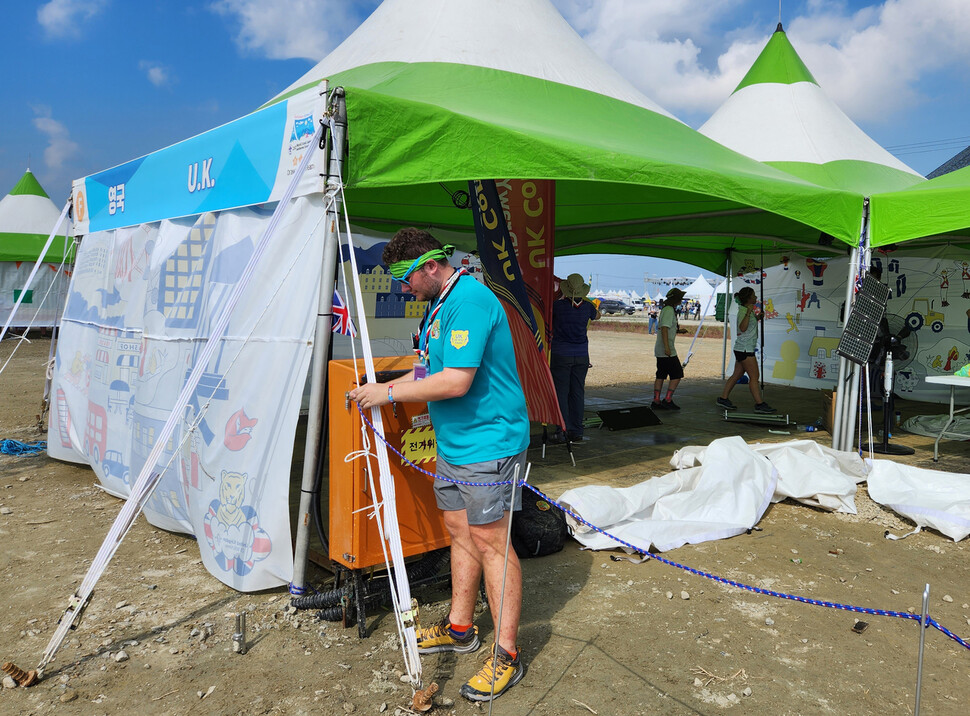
331 124 423 687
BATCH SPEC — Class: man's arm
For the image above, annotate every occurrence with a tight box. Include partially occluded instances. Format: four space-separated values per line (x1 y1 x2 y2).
349 366 476 409
660 326 671 356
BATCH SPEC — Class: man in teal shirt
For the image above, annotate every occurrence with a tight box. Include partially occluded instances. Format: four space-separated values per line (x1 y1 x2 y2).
350 228 529 702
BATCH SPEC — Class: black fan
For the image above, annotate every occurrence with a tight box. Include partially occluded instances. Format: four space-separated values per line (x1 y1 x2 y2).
862 313 916 455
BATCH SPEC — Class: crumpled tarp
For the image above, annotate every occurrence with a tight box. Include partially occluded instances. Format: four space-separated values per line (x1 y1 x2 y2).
868 460 970 541
559 437 867 553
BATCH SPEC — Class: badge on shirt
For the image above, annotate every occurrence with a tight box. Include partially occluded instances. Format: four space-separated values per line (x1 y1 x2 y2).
450 330 469 349
429 319 441 340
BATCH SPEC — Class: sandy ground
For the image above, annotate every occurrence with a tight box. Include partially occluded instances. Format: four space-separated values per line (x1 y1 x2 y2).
2 323 970 716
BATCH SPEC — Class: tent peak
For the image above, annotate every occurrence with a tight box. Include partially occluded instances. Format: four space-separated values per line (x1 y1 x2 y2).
8 170 50 199
776 22 784 33
733 27 817 93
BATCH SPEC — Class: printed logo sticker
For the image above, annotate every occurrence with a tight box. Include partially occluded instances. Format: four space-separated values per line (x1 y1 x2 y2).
429 319 440 340
450 330 469 349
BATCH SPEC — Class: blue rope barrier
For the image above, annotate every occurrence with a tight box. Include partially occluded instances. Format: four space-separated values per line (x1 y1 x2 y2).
355 405 970 653
0 439 46 456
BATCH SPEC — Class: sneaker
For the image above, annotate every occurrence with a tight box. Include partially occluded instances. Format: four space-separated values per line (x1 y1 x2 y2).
650 400 665 410
754 402 777 414
661 398 680 410
547 431 567 445
716 397 737 411
459 644 525 702
416 618 481 655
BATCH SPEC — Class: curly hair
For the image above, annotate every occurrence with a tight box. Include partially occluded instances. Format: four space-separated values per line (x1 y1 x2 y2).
382 227 447 266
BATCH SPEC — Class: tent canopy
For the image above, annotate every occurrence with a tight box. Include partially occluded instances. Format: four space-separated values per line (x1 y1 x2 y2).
0 170 69 262
72 0 866 274
870 165 970 247
699 24 923 195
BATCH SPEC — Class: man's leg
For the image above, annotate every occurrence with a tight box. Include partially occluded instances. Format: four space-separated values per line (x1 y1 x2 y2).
468 514 522 654
442 508 483 626
549 355 570 438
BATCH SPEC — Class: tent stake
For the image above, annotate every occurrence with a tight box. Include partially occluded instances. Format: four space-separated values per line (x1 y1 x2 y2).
914 583 930 716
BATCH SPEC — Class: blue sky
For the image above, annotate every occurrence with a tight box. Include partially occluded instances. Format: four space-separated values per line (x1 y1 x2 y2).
4 0 970 291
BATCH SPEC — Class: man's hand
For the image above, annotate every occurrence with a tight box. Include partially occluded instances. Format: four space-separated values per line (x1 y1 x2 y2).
349 382 389 410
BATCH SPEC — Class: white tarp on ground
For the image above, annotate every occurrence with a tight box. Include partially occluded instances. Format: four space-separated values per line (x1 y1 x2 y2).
671 438 867 513
559 437 870 553
558 437 778 552
49 197 327 591
868 460 970 541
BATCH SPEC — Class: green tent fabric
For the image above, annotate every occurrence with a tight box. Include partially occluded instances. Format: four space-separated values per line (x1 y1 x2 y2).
870 165 970 247
262 0 865 272
0 170 69 262
700 25 923 196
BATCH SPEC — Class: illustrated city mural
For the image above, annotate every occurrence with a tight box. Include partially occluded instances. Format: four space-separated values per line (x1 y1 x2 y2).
731 246 970 403
50 199 326 591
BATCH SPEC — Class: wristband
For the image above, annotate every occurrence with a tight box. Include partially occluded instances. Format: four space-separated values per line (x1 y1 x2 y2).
387 384 395 403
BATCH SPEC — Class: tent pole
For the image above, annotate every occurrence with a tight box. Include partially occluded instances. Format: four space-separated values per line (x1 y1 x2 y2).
833 228 862 449
722 253 731 380
291 84 347 595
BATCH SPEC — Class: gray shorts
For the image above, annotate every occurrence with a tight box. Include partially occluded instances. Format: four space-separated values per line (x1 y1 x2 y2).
434 449 527 525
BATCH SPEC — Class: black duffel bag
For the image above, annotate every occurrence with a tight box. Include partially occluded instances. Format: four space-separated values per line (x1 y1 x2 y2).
511 493 568 558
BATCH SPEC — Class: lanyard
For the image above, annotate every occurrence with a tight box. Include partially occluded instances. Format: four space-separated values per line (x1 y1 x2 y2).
417 267 468 363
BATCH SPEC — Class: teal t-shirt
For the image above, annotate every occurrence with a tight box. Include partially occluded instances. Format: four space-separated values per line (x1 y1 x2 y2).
423 275 530 465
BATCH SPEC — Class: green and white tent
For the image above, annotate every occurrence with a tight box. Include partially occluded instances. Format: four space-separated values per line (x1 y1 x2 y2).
73 0 866 274
0 169 70 328
699 24 924 195
0 169 68 262
57 0 876 592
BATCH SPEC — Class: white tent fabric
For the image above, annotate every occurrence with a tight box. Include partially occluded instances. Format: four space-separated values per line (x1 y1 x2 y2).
683 274 716 314
698 26 922 194
558 437 873 555
0 170 71 328
559 437 778 552
868 460 970 541
701 82 919 175
277 0 676 119
671 439 867 513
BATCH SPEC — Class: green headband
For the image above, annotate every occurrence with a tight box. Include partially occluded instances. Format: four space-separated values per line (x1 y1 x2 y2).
388 245 456 280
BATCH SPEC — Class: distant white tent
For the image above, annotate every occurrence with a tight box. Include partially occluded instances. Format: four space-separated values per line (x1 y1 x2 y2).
0 169 71 329
684 274 716 315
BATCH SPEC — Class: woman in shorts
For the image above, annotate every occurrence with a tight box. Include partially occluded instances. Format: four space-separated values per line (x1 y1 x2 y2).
716 286 776 413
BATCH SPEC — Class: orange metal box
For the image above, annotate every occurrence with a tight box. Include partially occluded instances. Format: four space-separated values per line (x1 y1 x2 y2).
328 356 449 569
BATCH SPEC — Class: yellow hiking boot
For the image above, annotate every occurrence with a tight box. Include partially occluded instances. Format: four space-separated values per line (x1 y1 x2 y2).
459 644 525 702
416 618 480 655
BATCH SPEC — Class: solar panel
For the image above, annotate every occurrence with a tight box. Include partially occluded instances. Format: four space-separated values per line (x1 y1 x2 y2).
836 275 890 365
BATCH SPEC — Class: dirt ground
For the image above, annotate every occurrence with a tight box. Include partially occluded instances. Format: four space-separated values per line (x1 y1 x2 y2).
2 321 970 716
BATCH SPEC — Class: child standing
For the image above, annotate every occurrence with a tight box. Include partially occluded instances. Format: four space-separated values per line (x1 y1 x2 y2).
652 287 686 410
717 287 776 413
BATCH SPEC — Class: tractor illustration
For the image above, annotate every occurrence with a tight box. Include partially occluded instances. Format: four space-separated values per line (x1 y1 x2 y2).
905 297 945 333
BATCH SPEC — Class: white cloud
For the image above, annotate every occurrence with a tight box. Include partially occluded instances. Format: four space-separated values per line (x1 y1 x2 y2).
138 61 173 88
37 0 107 39
31 107 80 172
209 0 368 61
554 0 970 124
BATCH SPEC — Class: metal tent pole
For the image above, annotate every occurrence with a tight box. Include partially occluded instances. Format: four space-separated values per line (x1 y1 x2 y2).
833 216 863 450
291 83 347 595
722 254 731 380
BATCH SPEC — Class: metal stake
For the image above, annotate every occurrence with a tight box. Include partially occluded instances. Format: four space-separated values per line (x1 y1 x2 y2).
233 612 247 655
914 583 929 716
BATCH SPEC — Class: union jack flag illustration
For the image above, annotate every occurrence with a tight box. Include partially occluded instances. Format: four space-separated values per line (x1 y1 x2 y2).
331 289 357 337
